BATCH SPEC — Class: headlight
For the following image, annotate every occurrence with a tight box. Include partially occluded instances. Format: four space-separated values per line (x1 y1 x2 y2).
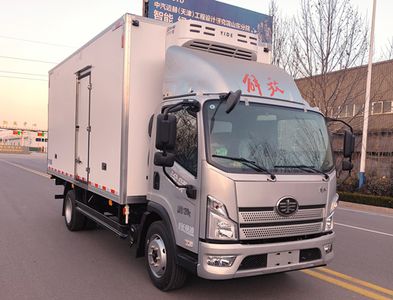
207 196 238 240
325 194 338 232
330 194 339 213
325 213 334 231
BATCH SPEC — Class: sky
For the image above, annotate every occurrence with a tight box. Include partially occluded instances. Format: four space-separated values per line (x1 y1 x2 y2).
0 0 392 130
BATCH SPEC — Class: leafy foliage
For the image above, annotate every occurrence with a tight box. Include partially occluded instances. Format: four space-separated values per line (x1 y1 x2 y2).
339 191 393 208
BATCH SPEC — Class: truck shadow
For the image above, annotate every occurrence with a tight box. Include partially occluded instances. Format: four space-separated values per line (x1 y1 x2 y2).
55 220 309 299
177 272 297 299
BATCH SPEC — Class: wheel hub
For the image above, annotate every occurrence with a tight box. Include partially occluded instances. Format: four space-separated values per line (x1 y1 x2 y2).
147 234 167 278
65 195 72 224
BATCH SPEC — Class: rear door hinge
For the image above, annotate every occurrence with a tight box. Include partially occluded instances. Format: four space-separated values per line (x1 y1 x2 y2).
88 83 92 90
86 167 90 173
86 126 91 132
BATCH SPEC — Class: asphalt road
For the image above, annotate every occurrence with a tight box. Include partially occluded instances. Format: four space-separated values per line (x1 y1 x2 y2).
0 153 392 300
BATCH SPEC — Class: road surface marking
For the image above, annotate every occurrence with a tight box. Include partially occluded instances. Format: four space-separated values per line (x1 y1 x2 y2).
0 159 51 179
338 207 393 219
335 222 393 238
301 269 392 300
318 267 393 297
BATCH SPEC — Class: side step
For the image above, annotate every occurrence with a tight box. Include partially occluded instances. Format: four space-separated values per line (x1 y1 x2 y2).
75 200 129 239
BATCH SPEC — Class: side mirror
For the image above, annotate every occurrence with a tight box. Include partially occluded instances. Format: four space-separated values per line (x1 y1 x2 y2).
343 130 355 158
342 160 353 171
225 90 242 114
155 114 176 151
154 152 175 167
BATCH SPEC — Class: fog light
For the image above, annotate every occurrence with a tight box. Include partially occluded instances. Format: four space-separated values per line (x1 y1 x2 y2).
324 243 333 254
207 255 236 267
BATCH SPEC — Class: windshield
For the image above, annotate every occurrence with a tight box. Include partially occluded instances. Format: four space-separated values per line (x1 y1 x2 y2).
203 100 334 174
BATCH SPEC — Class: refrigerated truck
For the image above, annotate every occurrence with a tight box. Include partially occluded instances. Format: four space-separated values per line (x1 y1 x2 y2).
47 14 354 290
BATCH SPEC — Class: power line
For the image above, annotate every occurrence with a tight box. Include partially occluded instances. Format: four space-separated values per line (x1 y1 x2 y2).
0 70 47 77
0 35 75 48
0 55 57 64
0 75 47 82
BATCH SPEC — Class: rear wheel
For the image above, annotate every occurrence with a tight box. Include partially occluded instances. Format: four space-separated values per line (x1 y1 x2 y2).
64 189 86 231
145 221 187 291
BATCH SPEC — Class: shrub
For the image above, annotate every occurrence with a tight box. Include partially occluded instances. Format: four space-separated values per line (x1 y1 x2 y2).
365 176 393 197
338 175 393 197
337 176 358 193
338 192 393 209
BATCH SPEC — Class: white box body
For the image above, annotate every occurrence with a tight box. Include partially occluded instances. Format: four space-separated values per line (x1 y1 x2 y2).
48 15 168 204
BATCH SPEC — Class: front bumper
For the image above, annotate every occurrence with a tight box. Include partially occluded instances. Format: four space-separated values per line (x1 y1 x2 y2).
197 232 335 280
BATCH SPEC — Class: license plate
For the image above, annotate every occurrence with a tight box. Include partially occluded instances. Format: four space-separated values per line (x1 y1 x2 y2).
267 250 300 267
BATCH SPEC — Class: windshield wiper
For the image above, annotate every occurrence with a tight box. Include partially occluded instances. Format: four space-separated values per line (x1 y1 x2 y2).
274 165 329 180
213 155 276 180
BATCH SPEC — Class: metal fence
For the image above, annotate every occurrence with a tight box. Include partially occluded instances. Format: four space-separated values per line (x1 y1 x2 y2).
0 145 30 154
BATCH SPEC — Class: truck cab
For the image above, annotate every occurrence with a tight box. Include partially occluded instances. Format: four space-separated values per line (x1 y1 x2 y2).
148 33 338 280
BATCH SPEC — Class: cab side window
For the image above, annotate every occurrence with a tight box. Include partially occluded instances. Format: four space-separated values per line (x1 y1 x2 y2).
172 109 198 176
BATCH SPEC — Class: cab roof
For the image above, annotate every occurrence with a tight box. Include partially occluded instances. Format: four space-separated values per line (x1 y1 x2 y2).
163 46 308 106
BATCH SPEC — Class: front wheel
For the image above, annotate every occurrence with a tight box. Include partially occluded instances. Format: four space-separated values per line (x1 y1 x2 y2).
145 221 187 291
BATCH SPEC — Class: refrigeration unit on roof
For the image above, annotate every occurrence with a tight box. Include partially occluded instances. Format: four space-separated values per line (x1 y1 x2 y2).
166 20 268 62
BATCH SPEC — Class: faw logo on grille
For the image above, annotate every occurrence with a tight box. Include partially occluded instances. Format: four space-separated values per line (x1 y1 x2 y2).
276 197 299 216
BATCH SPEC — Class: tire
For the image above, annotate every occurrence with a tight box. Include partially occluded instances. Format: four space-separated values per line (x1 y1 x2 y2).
64 189 86 231
145 221 188 291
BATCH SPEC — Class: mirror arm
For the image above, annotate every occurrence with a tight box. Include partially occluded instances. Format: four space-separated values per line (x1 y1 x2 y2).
337 170 351 188
325 117 353 133
162 167 197 199
163 100 201 117
163 103 182 117
219 92 231 100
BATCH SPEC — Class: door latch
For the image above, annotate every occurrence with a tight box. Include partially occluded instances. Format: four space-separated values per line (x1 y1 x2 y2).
75 158 82 164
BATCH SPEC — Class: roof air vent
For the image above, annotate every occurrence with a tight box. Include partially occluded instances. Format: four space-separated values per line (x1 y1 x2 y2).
166 19 260 62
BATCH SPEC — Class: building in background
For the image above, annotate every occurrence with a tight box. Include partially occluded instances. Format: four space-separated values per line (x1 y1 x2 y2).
296 59 393 178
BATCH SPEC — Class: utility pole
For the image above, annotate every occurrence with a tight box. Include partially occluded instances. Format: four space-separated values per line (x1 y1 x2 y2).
359 0 377 188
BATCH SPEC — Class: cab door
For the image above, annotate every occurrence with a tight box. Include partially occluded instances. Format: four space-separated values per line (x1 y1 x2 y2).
150 106 200 252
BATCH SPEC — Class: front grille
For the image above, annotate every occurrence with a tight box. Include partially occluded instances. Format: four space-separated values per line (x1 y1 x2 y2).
238 205 325 240
239 254 267 270
240 222 323 240
240 232 330 245
238 248 321 271
239 208 324 224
